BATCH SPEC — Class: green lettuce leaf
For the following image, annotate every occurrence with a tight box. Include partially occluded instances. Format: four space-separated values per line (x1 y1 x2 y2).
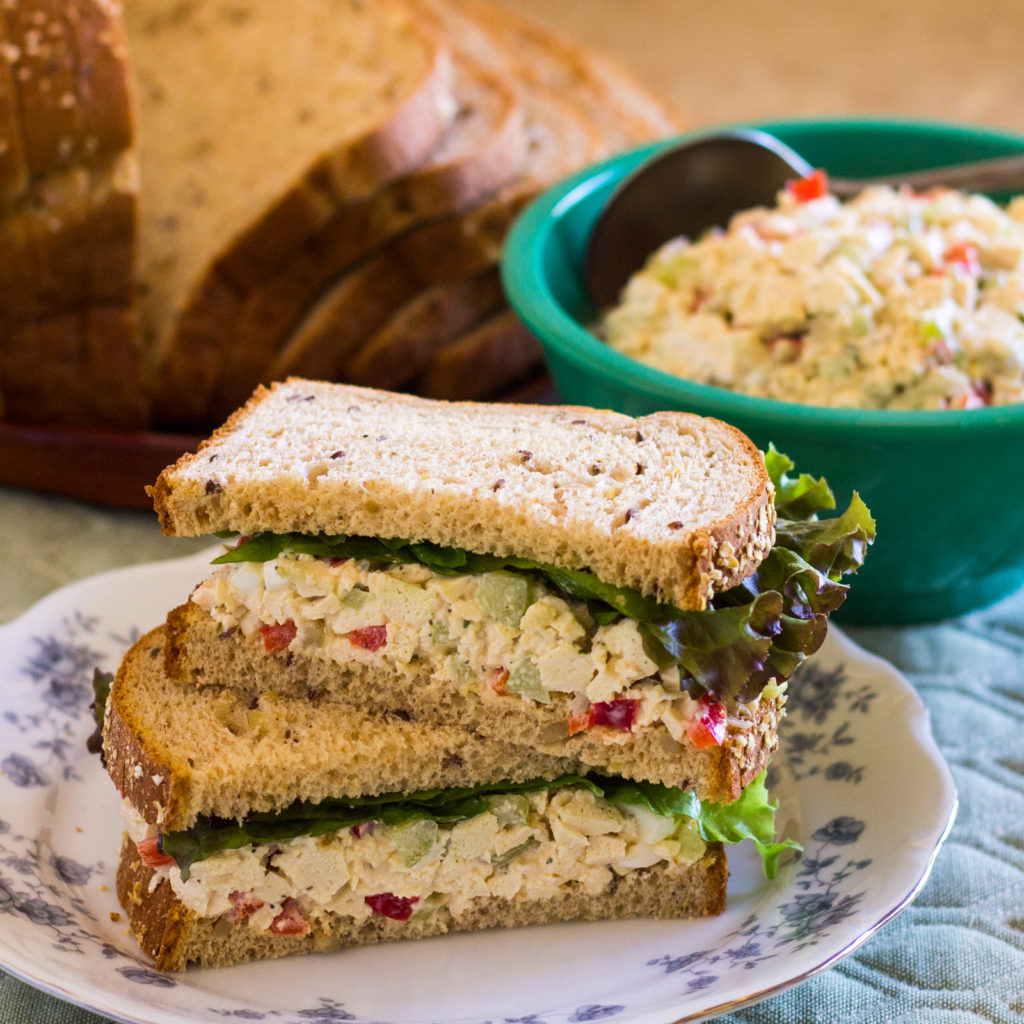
85 669 113 761
603 771 798 879
160 772 796 881
209 448 875 704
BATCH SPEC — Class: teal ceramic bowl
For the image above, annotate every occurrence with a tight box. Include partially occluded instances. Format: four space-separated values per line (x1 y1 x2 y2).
502 118 1024 624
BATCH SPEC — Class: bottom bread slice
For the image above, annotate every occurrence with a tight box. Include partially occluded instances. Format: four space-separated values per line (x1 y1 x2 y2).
166 601 783 806
116 833 727 971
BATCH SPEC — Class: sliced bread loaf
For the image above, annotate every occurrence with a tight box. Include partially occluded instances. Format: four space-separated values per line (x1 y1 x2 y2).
263 0 681 407
149 380 775 611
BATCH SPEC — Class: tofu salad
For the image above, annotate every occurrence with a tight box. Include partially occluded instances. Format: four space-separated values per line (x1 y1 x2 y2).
602 174 1024 409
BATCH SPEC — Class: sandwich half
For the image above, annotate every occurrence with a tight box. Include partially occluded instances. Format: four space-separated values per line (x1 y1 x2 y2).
102 627 793 971
150 380 874 804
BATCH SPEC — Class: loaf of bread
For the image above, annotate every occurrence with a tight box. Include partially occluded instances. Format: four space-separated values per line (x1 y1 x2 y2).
0 0 683 435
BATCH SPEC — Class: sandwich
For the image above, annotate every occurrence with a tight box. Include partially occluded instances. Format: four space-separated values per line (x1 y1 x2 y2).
101 379 873 970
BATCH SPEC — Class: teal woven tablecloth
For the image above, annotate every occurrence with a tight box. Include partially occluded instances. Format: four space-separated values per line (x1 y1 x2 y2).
1 487 1022 1023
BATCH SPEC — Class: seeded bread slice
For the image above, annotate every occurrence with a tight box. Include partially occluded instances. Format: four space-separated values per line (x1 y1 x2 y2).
104 626 583 832
125 0 455 424
148 380 775 611
166 599 784 804
116 831 727 971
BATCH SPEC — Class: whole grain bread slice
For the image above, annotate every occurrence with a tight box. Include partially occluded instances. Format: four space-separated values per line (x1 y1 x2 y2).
201 55 531 422
124 0 455 424
116 831 726 971
104 625 584 832
265 0 682 405
166 599 783 804
148 380 775 611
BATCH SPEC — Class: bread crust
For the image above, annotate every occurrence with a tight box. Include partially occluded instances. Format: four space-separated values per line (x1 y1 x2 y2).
419 307 543 400
347 267 506 390
116 833 728 972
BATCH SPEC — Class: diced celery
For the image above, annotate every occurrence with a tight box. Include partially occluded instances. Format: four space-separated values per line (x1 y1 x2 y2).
487 793 530 826
389 819 438 867
342 586 370 610
491 837 537 867
431 621 453 648
507 658 549 704
409 892 444 919
477 572 530 628
451 660 478 694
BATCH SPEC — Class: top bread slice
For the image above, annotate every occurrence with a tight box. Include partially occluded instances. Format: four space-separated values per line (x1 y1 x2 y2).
124 0 453 395
149 380 775 611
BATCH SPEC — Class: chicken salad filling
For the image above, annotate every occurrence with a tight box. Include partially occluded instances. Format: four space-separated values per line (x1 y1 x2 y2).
602 178 1024 409
123 772 794 935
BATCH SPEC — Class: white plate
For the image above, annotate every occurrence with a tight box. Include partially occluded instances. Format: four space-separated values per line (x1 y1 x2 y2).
0 549 957 1024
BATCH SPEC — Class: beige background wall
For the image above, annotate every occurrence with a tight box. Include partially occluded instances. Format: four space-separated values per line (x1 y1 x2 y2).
496 0 1024 133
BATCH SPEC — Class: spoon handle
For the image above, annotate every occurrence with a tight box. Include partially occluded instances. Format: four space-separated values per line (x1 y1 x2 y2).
831 152 1024 199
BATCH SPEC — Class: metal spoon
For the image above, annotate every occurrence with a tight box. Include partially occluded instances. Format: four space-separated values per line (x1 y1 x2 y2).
584 127 1024 308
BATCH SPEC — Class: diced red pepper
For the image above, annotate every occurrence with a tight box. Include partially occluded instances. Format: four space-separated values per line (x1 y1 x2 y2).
347 624 387 651
365 892 419 921
136 835 174 869
226 890 265 922
588 698 639 732
786 168 829 202
260 619 297 652
567 711 590 736
488 667 509 695
270 898 310 936
942 241 980 275
948 380 992 409
686 694 727 749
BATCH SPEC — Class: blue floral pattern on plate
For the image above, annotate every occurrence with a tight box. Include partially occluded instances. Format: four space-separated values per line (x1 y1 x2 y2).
0 550 957 1024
